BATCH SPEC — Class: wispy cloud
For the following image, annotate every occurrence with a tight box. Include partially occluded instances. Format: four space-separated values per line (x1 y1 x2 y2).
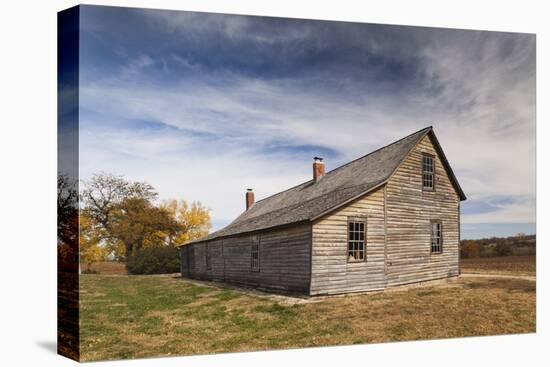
77 6 536 238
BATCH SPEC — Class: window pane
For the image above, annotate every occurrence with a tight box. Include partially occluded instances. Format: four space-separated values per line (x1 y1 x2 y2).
423 155 435 189
431 221 441 253
428 157 433 171
348 221 366 261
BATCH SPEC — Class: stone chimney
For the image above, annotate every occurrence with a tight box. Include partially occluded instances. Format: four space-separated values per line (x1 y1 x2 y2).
313 157 325 181
245 188 255 210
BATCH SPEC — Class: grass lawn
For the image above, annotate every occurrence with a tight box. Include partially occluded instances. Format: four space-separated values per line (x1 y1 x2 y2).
80 272 535 361
460 255 536 276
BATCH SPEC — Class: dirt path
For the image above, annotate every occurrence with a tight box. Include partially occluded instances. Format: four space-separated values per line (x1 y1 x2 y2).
460 273 536 282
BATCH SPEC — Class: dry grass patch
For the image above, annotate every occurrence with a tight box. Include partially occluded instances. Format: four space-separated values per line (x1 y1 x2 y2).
80 274 535 361
81 261 128 274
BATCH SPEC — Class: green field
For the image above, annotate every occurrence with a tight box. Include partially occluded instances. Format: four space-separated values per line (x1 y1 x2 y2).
80 264 536 361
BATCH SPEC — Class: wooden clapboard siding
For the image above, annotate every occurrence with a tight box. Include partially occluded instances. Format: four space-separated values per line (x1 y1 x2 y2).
182 222 311 293
310 187 386 295
179 246 190 277
209 240 225 281
385 134 460 286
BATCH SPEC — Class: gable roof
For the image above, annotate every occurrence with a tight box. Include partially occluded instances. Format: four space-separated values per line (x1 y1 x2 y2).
185 126 466 245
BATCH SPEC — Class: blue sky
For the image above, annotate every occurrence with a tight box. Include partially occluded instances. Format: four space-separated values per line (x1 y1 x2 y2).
76 5 536 239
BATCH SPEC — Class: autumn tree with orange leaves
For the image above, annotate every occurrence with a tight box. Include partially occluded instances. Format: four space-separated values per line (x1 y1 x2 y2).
79 213 108 271
81 173 212 263
160 199 211 246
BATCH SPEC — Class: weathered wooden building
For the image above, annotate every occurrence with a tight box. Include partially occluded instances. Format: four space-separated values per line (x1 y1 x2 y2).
179 127 466 295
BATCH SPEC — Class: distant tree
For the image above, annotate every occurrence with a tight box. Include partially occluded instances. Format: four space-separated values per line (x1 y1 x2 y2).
160 199 211 246
461 240 480 259
461 234 536 258
496 243 512 257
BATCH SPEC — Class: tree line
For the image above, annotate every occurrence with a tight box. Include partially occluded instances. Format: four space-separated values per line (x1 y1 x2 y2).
460 233 536 259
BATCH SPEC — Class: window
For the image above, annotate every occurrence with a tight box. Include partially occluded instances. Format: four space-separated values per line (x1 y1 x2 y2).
205 243 211 270
348 220 366 261
431 221 442 253
422 154 435 190
251 238 260 272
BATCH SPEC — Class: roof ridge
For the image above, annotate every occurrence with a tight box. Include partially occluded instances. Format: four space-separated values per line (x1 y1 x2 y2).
250 125 432 207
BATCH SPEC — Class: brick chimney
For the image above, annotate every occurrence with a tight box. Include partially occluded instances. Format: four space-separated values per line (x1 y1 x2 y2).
245 188 255 210
313 157 325 181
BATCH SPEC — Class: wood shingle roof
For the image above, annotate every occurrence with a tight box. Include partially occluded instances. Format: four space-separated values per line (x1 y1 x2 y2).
185 126 465 245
